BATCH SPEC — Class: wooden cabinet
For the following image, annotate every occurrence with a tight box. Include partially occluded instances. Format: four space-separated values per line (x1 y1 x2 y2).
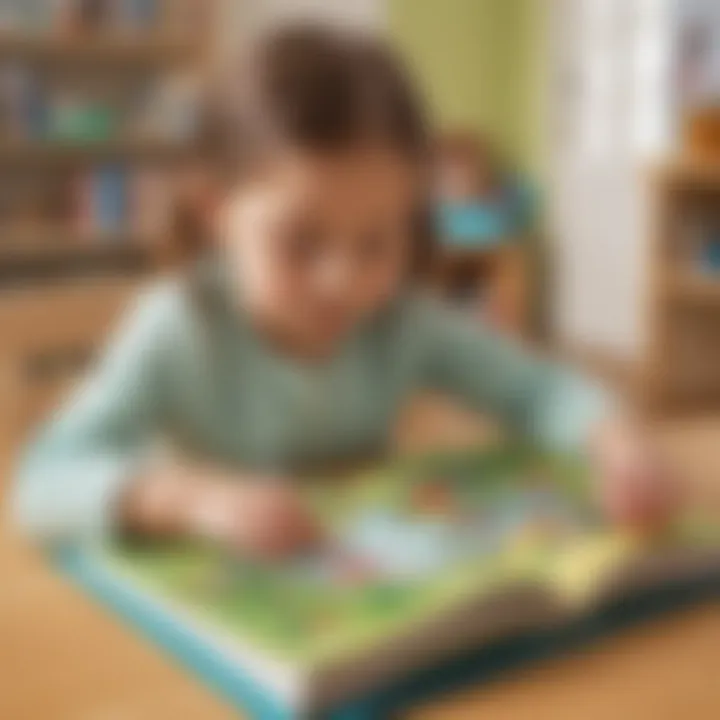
644 159 720 414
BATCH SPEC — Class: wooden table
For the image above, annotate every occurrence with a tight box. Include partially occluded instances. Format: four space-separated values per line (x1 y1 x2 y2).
2 414 719 720
1 529 718 720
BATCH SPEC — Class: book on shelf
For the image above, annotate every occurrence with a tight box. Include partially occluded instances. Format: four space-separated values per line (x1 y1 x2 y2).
0 0 209 36
0 67 198 145
76 164 127 235
0 62 46 138
111 0 160 33
76 165 175 240
0 0 159 35
129 73 199 143
0 0 54 34
0 165 174 245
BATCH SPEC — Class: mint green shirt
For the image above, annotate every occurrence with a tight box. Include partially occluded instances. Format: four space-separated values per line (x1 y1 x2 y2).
12 263 611 541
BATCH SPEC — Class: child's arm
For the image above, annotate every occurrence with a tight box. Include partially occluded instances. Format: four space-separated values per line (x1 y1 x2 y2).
10 284 320 552
417 299 678 528
9 286 175 541
418 300 613 450
120 466 320 558
590 417 679 529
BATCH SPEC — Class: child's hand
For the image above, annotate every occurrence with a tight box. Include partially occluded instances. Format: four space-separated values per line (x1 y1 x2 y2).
592 421 681 532
186 476 321 559
122 469 321 559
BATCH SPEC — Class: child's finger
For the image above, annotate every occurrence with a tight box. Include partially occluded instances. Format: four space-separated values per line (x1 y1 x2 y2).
602 470 676 531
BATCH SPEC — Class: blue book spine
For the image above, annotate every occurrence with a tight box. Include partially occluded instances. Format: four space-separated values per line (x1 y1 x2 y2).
0 64 47 139
91 165 127 234
119 0 158 29
25 74 48 139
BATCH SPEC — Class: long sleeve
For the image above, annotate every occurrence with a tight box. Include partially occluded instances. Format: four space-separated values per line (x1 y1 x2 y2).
10 286 175 542
416 299 614 451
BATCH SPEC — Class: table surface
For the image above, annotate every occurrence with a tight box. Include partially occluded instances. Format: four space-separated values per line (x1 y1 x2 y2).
2 413 720 720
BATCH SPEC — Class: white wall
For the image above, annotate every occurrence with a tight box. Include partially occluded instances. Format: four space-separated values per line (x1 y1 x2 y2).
546 0 673 360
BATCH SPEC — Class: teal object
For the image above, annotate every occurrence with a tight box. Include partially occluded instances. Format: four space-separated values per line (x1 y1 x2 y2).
438 183 534 248
700 236 720 273
50 104 116 142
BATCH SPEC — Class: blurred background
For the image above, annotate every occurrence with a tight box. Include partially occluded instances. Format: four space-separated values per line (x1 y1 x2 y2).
1 0 720 474
1 3 720 720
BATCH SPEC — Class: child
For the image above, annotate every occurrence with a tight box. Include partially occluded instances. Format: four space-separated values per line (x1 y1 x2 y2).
12 27 676 558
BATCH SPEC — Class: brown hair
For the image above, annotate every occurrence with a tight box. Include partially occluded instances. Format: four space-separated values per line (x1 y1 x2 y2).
171 25 433 273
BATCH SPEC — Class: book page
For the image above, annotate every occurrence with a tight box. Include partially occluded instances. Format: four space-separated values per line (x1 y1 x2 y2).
104 446 609 663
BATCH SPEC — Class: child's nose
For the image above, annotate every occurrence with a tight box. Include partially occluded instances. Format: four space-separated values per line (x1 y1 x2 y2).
315 254 358 296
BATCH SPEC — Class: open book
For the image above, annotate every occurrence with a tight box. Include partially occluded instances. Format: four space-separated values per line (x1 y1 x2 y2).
67 446 720 718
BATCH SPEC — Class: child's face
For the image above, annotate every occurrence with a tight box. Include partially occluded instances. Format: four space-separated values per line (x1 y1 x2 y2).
221 149 417 355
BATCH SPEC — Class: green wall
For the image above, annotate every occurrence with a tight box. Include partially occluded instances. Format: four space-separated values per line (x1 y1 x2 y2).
388 0 545 176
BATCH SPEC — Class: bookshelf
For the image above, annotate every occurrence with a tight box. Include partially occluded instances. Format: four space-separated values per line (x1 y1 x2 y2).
0 2 212 277
0 228 147 253
644 157 720 414
0 138 193 165
0 0 214 442
0 34 200 66
663 269 720 305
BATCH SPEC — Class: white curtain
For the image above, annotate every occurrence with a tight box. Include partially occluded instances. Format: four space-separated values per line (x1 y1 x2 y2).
547 0 673 358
